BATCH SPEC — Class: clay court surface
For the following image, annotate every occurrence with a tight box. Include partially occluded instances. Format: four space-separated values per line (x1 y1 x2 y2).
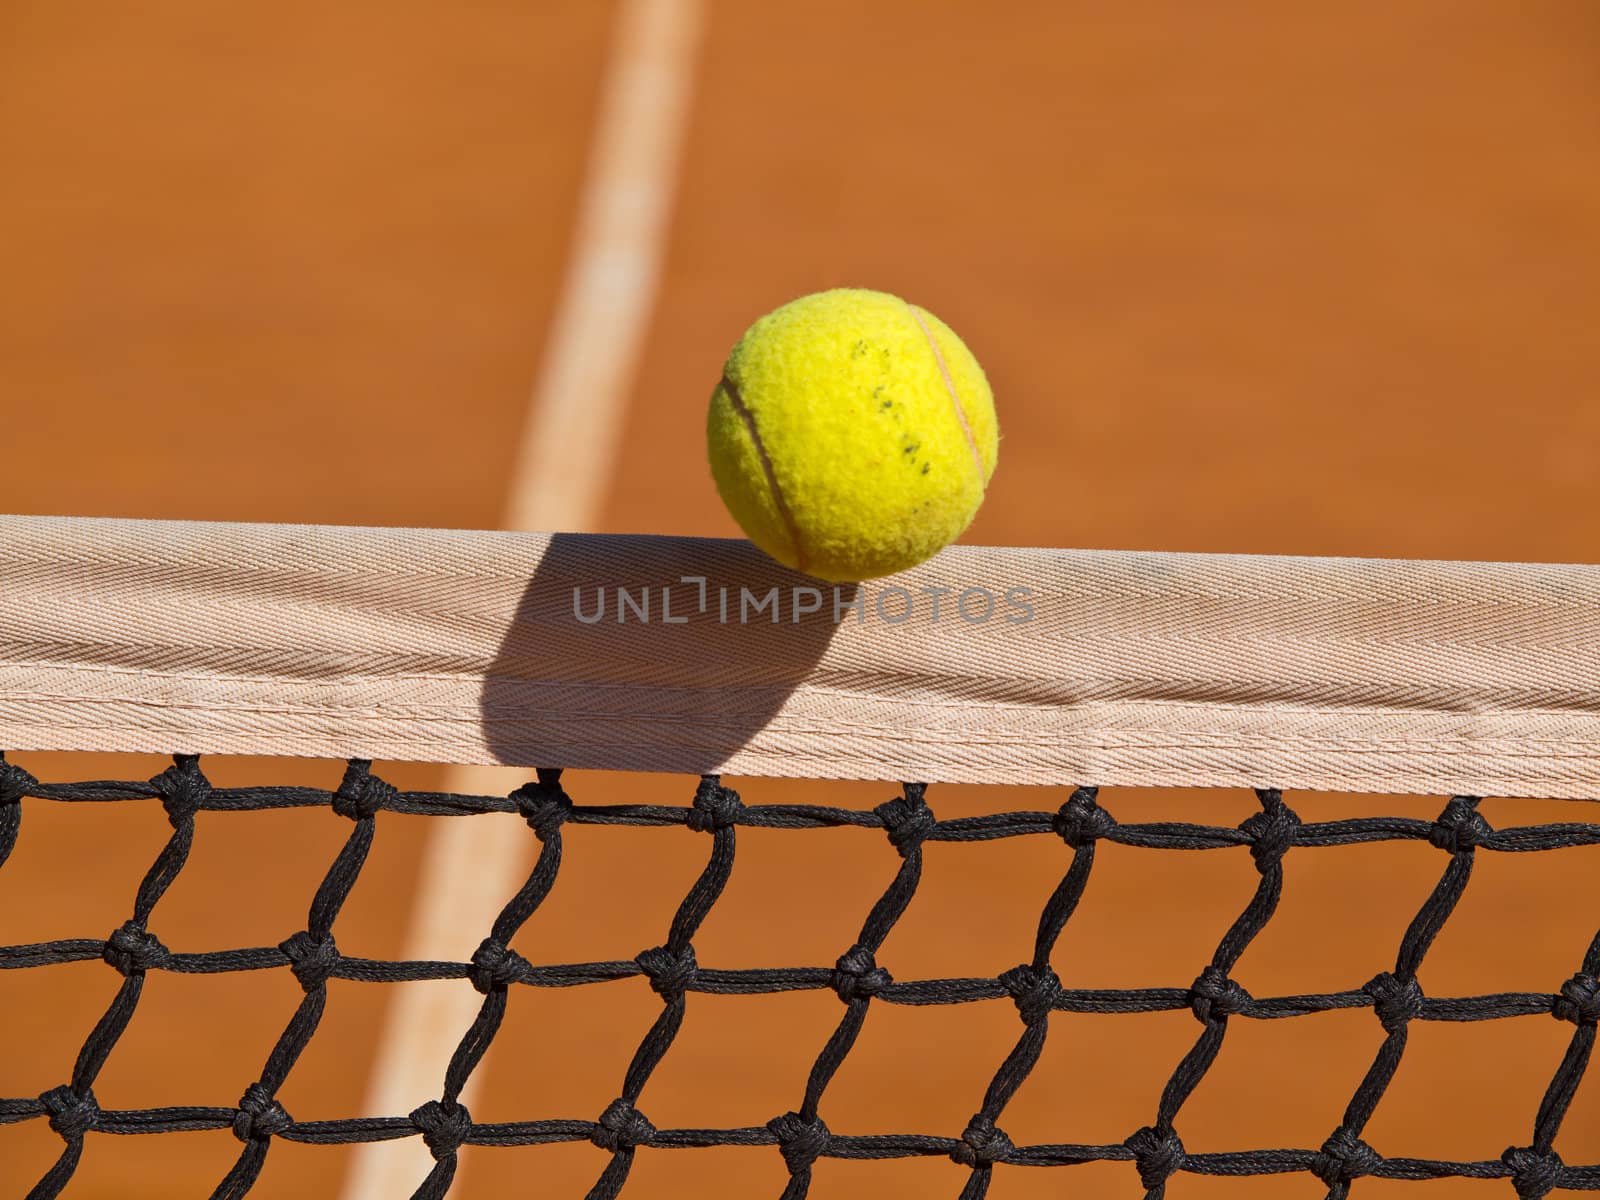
3 3 1599 1196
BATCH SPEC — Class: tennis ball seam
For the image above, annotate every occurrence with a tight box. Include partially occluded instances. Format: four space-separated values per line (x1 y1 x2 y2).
720 372 808 572
906 302 985 488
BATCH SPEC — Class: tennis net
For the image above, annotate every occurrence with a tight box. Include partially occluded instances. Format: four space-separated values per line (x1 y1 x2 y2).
1 516 1598 1199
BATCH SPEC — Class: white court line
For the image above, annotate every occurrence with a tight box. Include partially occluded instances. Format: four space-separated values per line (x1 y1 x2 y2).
339 1 704 1195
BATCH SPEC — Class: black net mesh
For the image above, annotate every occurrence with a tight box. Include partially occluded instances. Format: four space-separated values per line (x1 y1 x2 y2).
1 753 1598 1200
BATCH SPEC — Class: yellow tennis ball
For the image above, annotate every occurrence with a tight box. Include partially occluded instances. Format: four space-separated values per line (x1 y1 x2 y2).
707 288 999 582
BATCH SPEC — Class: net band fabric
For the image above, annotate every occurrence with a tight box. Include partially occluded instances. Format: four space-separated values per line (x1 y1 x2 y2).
2 758 1598 1199
4 514 1600 798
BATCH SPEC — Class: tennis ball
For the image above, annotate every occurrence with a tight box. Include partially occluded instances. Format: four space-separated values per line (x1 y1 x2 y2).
707 288 998 582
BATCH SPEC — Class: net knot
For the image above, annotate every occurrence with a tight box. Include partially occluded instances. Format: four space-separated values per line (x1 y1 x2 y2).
636 943 698 1000
949 1115 1013 1167
469 937 530 994
40 1085 98 1141
1240 797 1299 871
1553 972 1600 1026
687 777 743 832
768 1112 831 1174
1363 971 1424 1033
1189 965 1251 1024
233 1082 292 1143
332 760 394 820
513 771 571 841
1000 963 1062 1026
1124 1125 1184 1190
876 785 935 857
410 1099 472 1160
831 945 891 1002
1052 787 1113 848
1429 797 1490 853
152 755 210 827
280 930 340 990
1314 1126 1381 1186
592 1098 655 1152
0 756 37 805
1503 1146 1564 1199
102 921 170 975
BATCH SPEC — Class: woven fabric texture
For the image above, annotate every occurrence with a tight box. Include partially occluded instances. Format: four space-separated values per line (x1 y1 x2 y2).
3 515 1600 797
